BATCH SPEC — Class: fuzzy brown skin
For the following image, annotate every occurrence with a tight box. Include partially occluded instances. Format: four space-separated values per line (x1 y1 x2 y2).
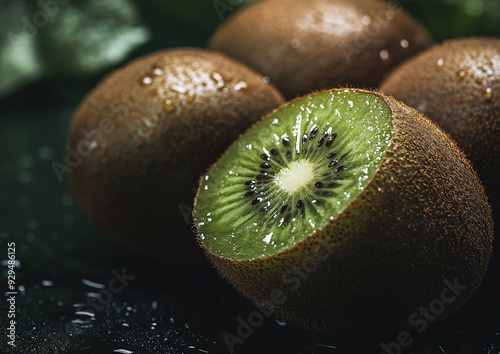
380 38 500 206
68 48 285 266
209 0 433 99
194 89 493 334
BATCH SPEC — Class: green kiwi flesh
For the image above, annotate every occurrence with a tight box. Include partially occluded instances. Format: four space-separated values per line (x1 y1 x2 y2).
209 0 433 98
193 88 493 334
68 48 285 266
196 90 392 260
380 37 500 206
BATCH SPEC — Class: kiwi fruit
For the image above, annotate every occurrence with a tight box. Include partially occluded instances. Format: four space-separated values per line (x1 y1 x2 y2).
193 88 493 334
208 0 433 99
68 48 285 265
380 37 500 206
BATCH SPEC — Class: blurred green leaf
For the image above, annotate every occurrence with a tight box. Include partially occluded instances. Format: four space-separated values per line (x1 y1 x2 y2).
0 0 149 99
401 0 500 41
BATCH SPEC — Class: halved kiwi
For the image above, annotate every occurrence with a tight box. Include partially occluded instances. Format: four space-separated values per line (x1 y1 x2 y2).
68 48 284 265
193 88 493 334
209 0 433 98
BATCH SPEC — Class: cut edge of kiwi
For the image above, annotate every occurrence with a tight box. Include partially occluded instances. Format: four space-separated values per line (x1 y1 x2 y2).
193 88 394 261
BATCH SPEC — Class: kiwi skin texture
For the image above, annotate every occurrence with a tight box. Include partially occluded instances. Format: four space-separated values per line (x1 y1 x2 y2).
380 37 500 207
208 0 433 99
68 48 285 266
193 88 493 334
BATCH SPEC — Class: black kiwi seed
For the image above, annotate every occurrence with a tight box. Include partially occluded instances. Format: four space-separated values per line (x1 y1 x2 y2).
260 154 269 160
310 127 318 140
260 163 272 169
280 205 288 213
335 166 346 173
327 151 337 159
325 133 337 148
252 198 262 205
302 134 308 144
245 180 256 186
243 191 255 198
296 200 304 209
259 206 268 212
270 149 278 155
283 137 290 146
317 137 325 147
315 182 324 188
256 174 268 180
329 159 339 168
286 150 292 158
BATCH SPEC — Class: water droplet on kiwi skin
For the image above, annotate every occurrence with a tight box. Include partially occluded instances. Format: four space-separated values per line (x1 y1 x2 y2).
163 99 176 112
483 87 493 101
456 70 466 81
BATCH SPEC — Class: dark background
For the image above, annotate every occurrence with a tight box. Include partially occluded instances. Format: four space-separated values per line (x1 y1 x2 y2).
0 0 499 353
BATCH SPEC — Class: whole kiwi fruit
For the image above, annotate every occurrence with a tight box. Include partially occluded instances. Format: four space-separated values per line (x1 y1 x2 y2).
67 48 285 265
208 0 433 99
380 37 500 207
193 88 493 334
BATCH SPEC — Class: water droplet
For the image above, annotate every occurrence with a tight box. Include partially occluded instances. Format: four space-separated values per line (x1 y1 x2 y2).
263 76 271 84
62 194 73 207
152 67 163 76
18 171 32 184
234 81 248 91
400 39 409 48
26 233 36 242
380 49 390 62
437 58 444 67
142 76 152 85
163 100 176 112
170 84 187 94
456 70 466 81
386 10 395 20
483 87 493 101
19 155 34 169
41 280 55 286
36 146 53 160
275 318 287 326
82 279 106 289
28 220 38 230
290 38 301 49
211 72 225 89
361 15 371 25
187 94 195 102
